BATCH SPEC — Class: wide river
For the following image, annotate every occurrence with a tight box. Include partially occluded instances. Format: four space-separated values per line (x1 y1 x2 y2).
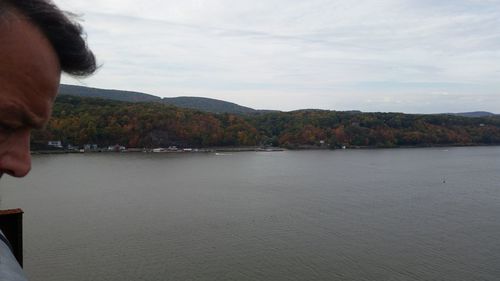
1 147 499 281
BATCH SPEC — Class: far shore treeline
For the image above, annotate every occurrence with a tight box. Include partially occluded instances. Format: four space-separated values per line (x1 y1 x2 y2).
32 95 500 150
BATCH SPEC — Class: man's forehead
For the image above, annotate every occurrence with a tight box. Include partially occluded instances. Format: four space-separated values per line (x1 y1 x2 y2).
0 9 60 128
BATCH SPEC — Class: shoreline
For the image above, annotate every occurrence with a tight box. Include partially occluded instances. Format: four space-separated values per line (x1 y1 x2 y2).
30 143 500 155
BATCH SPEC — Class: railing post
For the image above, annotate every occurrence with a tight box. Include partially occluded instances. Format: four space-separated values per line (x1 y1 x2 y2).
0 209 24 267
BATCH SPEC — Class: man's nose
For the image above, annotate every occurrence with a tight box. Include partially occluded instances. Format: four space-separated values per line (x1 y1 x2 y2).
0 129 32 177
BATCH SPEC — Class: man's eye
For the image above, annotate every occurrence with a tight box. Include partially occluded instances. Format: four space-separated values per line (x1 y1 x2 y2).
0 124 14 144
0 124 15 133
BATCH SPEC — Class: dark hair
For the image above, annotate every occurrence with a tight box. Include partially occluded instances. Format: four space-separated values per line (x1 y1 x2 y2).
0 0 96 76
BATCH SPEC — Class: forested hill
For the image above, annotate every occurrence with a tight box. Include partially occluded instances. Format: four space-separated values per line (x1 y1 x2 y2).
32 95 500 149
163 96 257 115
60 84 496 117
59 84 260 114
451 111 496 118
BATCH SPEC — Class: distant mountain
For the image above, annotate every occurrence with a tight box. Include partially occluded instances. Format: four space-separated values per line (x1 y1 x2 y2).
58 84 262 114
59 85 496 117
451 111 496 118
162 96 257 114
59 84 161 102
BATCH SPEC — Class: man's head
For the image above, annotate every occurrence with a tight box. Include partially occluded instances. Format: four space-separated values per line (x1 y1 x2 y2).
0 0 96 178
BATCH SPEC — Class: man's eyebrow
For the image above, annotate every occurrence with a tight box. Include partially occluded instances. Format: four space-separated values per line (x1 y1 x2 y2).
0 104 46 129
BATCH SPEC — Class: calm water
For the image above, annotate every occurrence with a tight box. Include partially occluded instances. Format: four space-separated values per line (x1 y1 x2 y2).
1 147 500 281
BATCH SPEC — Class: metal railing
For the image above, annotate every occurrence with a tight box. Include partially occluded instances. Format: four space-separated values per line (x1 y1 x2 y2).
0 209 23 267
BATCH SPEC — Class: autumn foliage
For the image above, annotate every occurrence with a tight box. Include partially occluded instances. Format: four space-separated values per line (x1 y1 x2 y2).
31 95 500 149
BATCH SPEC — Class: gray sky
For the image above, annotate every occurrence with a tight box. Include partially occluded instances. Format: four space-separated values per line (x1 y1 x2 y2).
57 0 500 113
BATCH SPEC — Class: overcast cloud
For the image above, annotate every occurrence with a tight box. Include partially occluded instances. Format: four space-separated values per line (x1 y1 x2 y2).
57 0 500 113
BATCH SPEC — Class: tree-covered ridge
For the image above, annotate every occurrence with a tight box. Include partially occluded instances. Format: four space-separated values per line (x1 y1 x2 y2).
59 84 261 114
252 110 500 148
32 95 500 149
33 95 259 148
